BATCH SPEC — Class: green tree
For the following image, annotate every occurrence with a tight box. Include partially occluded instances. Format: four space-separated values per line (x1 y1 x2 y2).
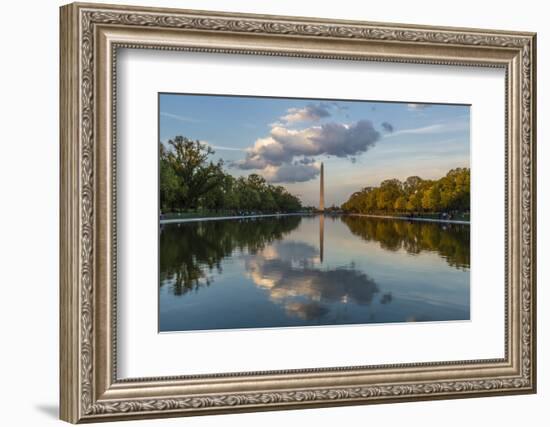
341 169 470 216
221 175 240 212
403 176 423 195
394 196 407 212
163 136 225 210
159 136 304 215
406 191 422 212
236 177 260 211
159 144 180 212
376 179 403 212
421 184 441 211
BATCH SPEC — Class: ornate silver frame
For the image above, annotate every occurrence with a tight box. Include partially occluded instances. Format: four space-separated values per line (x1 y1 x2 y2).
60 2 537 423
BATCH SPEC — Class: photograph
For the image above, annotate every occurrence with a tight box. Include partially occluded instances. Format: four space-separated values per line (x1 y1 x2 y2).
158 94 471 332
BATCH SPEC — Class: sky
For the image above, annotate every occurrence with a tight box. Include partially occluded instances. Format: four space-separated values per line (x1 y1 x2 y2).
159 93 470 207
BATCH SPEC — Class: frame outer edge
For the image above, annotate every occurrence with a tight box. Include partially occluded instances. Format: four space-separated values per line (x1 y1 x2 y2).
68 1 537 37
529 33 536 393
60 3 81 424
60 2 537 422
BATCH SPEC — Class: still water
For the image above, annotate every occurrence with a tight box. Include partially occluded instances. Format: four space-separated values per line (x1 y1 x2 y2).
159 215 470 332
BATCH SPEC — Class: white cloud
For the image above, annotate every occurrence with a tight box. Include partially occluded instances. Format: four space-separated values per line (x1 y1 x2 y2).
389 124 446 136
235 120 380 170
386 120 468 137
233 119 381 183
407 103 431 111
281 103 332 123
160 112 201 123
263 163 320 183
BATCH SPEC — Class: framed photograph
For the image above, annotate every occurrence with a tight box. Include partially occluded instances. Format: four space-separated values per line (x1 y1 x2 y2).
60 2 537 423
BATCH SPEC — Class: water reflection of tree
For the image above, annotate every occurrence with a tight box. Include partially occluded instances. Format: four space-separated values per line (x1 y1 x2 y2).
341 216 470 269
159 216 302 295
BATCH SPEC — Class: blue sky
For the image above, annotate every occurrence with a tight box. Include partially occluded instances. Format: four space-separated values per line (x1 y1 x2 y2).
160 93 470 206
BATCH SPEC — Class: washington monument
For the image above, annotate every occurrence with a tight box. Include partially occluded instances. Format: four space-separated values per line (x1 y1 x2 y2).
319 162 325 211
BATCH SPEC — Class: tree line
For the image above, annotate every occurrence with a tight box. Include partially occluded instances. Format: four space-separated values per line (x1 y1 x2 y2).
341 168 470 215
160 136 302 214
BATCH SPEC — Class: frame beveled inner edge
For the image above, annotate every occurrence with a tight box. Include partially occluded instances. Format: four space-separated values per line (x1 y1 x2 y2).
103 25 516 380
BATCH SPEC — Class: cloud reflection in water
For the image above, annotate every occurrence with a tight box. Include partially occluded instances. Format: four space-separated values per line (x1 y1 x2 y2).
243 241 380 321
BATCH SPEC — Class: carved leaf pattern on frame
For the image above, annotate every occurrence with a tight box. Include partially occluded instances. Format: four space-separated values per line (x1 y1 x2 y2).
77 9 534 416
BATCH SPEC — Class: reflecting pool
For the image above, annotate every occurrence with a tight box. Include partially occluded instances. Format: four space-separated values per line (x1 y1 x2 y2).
159 215 470 332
